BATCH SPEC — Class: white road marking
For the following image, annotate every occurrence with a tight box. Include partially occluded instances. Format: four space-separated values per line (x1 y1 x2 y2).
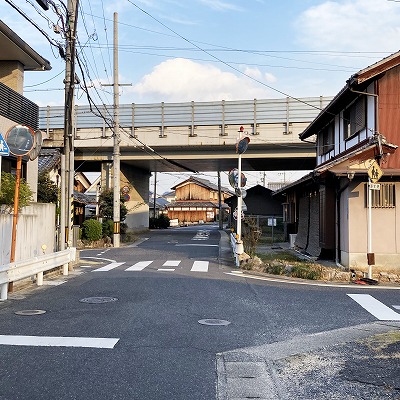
347 294 400 321
81 257 116 263
394 305 400 310
191 261 209 272
225 272 400 289
124 238 149 247
175 244 218 247
163 260 181 267
192 230 210 241
125 261 153 271
92 262 125 272
157 268 175 272
0 335 119 349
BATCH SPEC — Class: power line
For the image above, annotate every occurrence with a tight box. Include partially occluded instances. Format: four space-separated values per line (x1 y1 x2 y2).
5 0 62 50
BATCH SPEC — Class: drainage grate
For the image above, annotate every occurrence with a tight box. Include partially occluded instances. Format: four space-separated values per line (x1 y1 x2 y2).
15 310 46 316
79 297 118 304
198 319 231 326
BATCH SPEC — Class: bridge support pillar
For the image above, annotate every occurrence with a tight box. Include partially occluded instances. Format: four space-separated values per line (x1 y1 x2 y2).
120 164 151 232
100 162 151 232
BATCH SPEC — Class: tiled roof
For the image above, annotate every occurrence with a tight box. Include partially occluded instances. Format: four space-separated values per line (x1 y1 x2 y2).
73 190 96 205
38 148 60 174
172 175 233 194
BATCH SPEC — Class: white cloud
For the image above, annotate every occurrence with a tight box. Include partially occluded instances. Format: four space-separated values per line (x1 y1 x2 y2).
130 58 272 102
296 0 400 53
243 67 262 79
264 72 277 83
198 0 243 12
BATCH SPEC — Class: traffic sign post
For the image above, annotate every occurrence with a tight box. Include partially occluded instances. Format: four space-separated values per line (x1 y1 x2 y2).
366 160 383 279
0 133 10 156
0 133 10 192
234 126 250 262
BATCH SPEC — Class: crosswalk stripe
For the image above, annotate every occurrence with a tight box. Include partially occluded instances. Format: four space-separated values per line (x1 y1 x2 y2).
90 260 210 272
0 335 119 349
163 260 181 267
125 261 153 271
190 261 209 272
93 262 125 272
347 294 400 321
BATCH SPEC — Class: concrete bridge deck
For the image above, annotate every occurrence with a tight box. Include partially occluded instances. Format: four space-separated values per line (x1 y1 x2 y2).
40 96 332 173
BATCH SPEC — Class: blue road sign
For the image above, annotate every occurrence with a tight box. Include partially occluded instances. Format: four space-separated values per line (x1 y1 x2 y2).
0 133 10 156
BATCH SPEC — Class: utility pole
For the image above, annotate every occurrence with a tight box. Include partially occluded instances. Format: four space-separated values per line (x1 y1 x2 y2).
102 13 131 247
153 171 157 218
218 170 223 230
61 0 79 266
113 12 121 247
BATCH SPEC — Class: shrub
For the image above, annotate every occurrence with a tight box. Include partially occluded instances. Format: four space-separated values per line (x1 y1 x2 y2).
290 264 322 280
157 214 170 228
102 219 114 238
98 189 127 222
149 214 170 229
37 172 58 203
82 219 102 241
264 263 285 275
0 172 33 213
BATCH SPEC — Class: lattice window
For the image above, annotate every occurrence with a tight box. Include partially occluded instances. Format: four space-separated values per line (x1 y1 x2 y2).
365 183 396 208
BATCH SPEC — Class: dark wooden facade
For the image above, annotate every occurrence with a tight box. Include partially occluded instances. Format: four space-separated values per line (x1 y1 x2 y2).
166 176 232 223
378 65 400 170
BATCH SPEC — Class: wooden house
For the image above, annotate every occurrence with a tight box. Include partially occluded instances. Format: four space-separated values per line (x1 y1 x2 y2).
276 51 400 273
166 176 232 224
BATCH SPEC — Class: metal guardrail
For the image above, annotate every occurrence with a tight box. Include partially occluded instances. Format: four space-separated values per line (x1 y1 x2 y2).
0 248 76 301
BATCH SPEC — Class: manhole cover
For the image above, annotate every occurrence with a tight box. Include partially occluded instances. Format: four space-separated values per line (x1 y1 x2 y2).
198 319 231 326
79 297 118 304
15 310 46 316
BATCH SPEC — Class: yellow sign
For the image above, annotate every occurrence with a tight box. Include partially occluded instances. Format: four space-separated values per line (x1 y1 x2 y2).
368 160 383 183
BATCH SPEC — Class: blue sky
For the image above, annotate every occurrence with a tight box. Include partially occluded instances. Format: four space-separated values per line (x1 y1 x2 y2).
3 0 400 192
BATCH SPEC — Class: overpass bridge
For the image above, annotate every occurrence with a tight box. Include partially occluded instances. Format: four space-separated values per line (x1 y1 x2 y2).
40 96 332 173
39 96 332 230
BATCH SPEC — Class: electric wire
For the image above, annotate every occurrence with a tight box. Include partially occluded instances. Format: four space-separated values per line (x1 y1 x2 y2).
5 0 62 50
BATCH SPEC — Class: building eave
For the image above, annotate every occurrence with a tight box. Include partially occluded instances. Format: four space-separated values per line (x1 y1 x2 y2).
315 138 397 175
299 50 400 141
0 20 51 71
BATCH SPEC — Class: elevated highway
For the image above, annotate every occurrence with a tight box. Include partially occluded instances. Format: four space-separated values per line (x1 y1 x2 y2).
40 96 332 174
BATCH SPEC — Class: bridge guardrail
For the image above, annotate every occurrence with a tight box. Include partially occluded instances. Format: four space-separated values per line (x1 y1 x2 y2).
0 248 76 301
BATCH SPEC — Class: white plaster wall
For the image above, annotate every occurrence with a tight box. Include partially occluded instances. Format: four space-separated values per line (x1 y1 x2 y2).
343 181 400 273
0 202 56 265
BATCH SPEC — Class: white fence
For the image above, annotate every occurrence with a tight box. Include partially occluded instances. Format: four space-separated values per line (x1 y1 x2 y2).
0 203 57 265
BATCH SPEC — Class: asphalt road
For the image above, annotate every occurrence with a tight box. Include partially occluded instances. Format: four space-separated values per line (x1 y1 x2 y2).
0 224 399 399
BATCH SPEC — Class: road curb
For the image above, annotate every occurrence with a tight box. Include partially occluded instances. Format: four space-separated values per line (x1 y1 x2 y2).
216 321 400 399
